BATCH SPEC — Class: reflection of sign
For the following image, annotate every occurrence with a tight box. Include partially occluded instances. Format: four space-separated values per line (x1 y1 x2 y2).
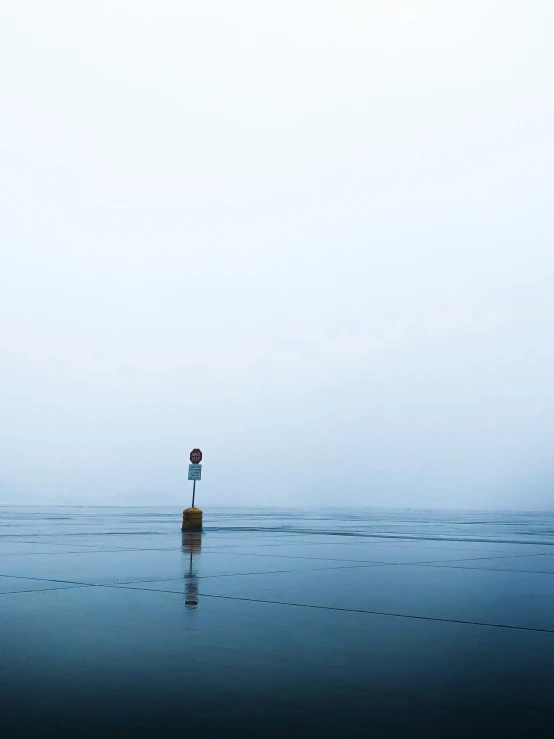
188 464 202 480
190 449 203 464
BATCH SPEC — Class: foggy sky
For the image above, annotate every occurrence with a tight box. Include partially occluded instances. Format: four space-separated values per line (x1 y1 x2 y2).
1 1 554 508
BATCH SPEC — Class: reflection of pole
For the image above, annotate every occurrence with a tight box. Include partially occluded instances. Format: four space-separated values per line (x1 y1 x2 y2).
182 531 201 609
192 479 196 508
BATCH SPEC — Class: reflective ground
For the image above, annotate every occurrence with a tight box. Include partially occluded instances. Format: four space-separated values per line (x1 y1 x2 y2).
1 507 554 738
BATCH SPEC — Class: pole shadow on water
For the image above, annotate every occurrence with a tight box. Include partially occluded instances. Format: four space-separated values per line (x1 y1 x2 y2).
181 531 202 609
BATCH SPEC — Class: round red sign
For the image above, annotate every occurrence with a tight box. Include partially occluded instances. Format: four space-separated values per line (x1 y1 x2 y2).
190 448 202 464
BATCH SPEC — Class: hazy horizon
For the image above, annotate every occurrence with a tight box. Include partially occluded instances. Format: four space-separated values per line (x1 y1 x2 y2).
2 2 554 510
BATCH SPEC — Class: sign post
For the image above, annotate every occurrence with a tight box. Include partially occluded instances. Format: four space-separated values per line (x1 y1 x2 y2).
182 449 203 532
188 463 202 506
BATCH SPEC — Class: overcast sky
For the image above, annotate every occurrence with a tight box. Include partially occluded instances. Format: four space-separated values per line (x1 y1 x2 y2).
1 1 553 508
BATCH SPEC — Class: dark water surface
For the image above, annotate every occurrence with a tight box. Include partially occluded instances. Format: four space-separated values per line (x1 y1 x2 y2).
1 507 554 738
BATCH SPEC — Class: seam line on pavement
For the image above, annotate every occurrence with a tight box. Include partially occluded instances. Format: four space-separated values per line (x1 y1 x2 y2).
190 592 554 634
3 546 553 568
3 552 554 589
3 532 554 547
0 585 92 596
1 573 553 635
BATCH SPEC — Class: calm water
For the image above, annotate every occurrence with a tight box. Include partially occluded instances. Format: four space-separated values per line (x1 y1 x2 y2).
1 507 554 737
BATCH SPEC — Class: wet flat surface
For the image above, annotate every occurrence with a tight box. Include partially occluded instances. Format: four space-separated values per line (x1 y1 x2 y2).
1 507 554 738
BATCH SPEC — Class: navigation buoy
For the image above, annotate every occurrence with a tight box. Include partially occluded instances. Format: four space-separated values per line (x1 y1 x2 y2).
182 507 203 532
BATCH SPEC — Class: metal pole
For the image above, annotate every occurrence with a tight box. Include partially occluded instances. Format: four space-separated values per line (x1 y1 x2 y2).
192 479 196 508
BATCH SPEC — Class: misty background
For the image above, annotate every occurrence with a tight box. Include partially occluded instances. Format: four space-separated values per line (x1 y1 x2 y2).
1 1 553 508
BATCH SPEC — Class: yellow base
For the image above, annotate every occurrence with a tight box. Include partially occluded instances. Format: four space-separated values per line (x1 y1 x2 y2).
182 507 203 531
